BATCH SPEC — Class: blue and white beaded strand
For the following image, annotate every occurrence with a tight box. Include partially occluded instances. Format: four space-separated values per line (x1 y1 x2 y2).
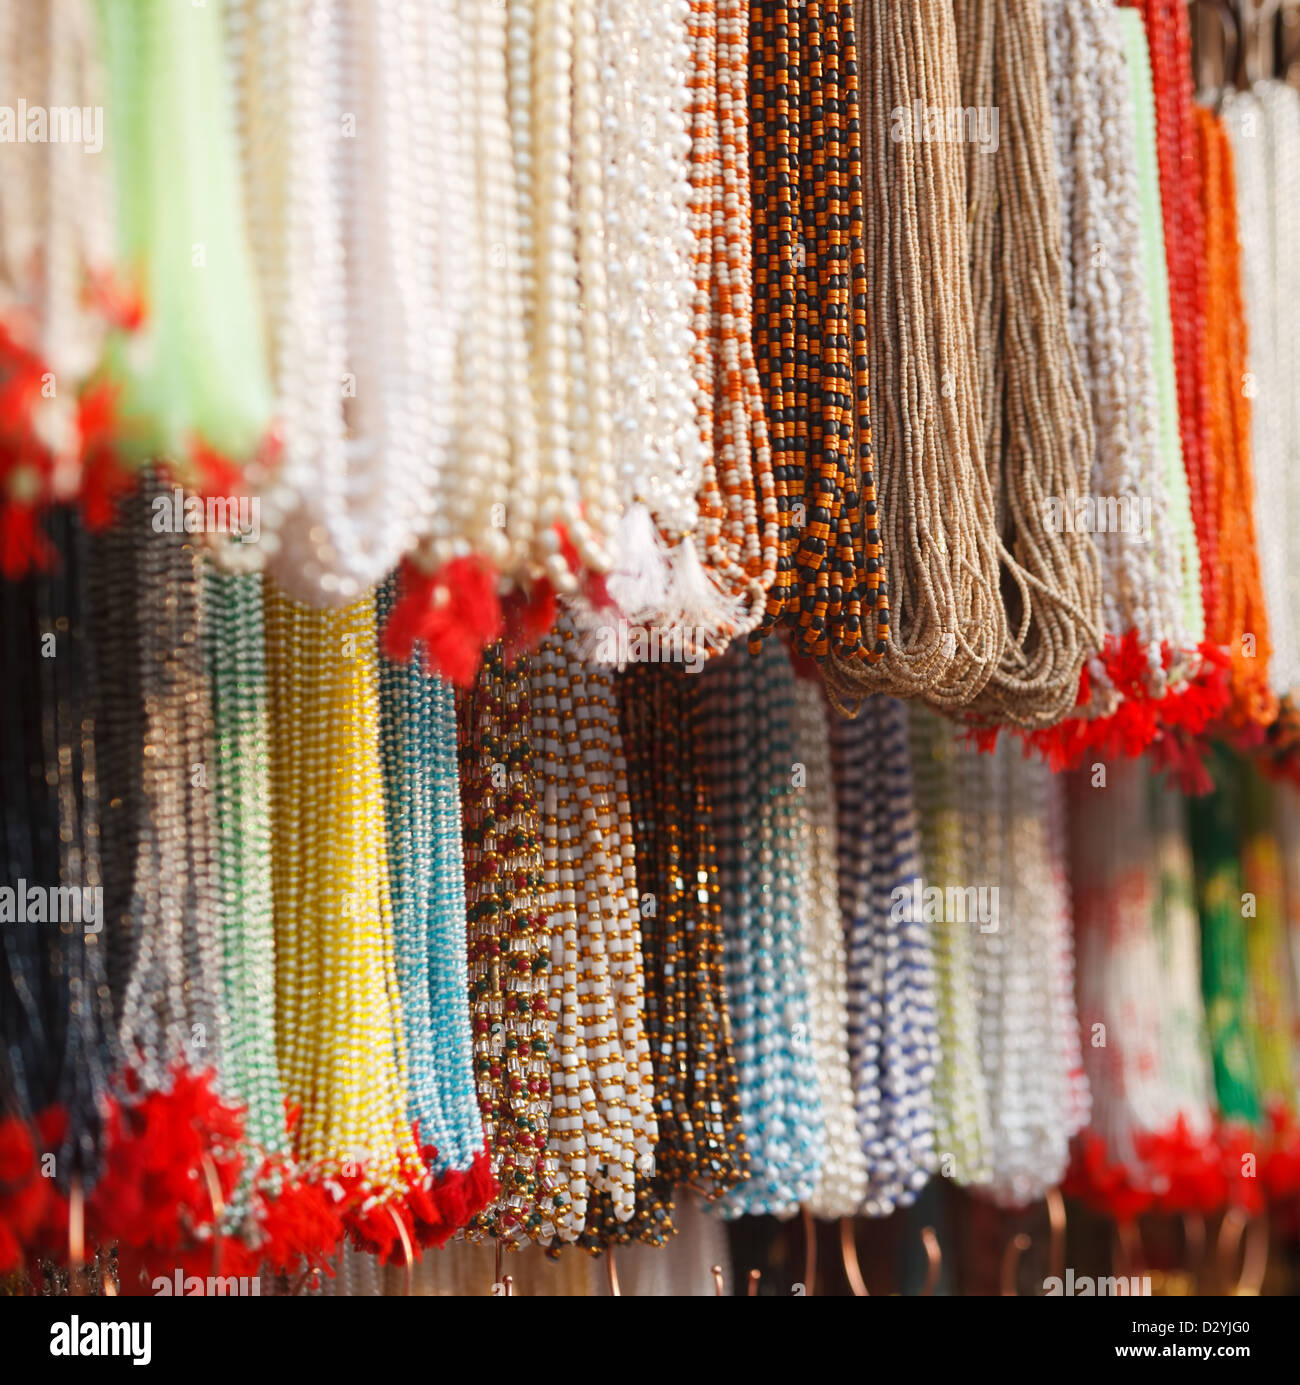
377 577 486 1193
702 640 825 1218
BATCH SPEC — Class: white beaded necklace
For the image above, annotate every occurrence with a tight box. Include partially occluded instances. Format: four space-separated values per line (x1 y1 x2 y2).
1042 0 1186 694
588 0 706 625
1224 83 1300 699
229 0 462 604
794 676 869 1220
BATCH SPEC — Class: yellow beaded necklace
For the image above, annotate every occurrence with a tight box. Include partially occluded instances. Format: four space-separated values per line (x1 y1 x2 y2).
264 579 424 1257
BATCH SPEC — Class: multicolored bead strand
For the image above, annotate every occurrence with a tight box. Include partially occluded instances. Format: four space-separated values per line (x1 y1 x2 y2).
529 616 658 1244
457 642 557 1246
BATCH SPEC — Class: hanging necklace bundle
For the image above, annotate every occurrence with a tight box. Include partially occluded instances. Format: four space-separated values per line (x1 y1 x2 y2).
826 0 1003 711
203 566 340 1273
1122 1 1216 638
529 616 658 1244
1065 757 1221 1219
591 0 707 630
1194 104 1275 731
1018 3 1223 776
95 1 275 508
793 673 868 1220
85 473 249 1285
746 0 888 667
0 0 132 577
377 578 496 1238
456 642 558 1248
1040 1 1191 709
264 581 431 1258
832 696 938 1217
613 660 747 1243
952 0 1104 733
0 504 116 1273
967 738 1088 1205
228 0 459 605
700 639 825 1218
907 707 991 1186
1190 750 1266 1214
1224 83 1300 707
677 0 778 651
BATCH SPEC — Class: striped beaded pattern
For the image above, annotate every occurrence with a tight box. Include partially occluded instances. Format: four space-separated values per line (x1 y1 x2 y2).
377 577 485 1181
700 640 825 1217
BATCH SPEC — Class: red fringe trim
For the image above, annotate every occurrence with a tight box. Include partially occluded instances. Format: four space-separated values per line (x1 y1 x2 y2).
968 634 1231 794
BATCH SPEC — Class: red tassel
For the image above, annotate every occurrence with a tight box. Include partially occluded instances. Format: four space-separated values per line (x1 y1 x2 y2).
382 556 503 686
501 579 558 667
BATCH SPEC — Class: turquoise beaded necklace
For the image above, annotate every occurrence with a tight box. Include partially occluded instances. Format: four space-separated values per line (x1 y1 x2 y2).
701 640 825 1218
377 578 490 1212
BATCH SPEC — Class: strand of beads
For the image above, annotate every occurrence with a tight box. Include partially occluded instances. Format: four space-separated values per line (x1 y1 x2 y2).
1194 105 1275 730
592 0 705 628
0 0 129 575
457 643 558 1247
96 1 274 497
906 707 991 1186
264 579 428 1258
953 0 1105 731
1041 0 1184 701
825 0 1003 709
1122 1 1216 637
968 742 1088 1206
1117 10 1205 656
700 640 825 1217
792 672 868 1220
833 696 939 1216
85 473 247 1283
601 660 747 1246
204 564 342 1272
376 576 495 1242
529 616 658 1245
747 0 887 665
0 504 117 1272
678 0 778 651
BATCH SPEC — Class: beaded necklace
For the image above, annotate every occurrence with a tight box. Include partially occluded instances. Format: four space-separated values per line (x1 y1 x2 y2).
1121 1 1216 635
529 616 658 1243
203 565 341 1272
457 642 558 1247
610 660 747 1244
0 0 129 575
95 0 274 494
1224 83 1300 705
84 475 251 1284
1066 757 1219 1219
377 577 495 1238
827 0 1004 710
747 0 887 666
792 674 867 1220
0 504 117 1270
1042 0 1183 700
1120 10 1205 653
907 707 991 1186
831 695 939 1217
593 0 705 628
264 580 428 1258
953 0 1105 733
700 640 825 1218
968 741 1088 1206
680 0 778 650
1194 103 1275 729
